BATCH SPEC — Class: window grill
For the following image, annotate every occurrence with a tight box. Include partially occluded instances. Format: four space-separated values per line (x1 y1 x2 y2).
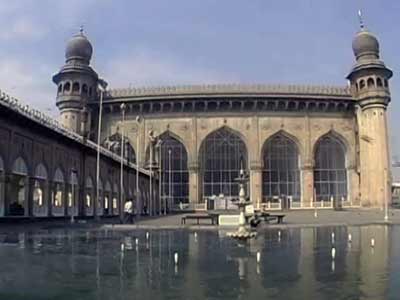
314 136 347 201
262 134 301 202
200 127 247 201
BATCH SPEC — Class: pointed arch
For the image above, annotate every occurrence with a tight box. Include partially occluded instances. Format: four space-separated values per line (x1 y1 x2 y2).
34 163 48 180
313 132 348 201
199 126 248 202
102 132 136 163
155 130 190 205
12 157 28 176
261 130 303 165
54 168 65 183
261 132 301 204
312 130 349 161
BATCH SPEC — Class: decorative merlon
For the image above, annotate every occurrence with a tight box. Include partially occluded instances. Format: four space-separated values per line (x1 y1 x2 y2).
106 84 352 99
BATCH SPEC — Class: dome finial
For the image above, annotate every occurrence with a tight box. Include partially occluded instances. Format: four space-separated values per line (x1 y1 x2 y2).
79 25 84 35
358 9 365 30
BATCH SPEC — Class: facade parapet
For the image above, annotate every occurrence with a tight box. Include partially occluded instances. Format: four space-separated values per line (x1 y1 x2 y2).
106 84 352 99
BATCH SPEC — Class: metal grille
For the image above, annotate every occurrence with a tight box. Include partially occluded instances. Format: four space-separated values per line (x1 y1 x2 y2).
262 134 301 202
314 136 347 201
200 128 247 201
159 133 189 204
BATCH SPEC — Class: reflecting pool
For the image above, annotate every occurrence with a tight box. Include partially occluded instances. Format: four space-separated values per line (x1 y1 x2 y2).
0 225 399 300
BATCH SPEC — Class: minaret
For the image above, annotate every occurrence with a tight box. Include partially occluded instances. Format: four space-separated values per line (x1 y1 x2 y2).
53 28 99 135
347 14 393 207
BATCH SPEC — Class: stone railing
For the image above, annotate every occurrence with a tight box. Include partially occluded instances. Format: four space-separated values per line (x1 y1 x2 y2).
0 89 150 176
107 83 352 99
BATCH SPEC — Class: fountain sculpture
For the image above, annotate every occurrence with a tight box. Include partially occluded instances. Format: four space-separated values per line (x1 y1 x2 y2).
227 167 257 239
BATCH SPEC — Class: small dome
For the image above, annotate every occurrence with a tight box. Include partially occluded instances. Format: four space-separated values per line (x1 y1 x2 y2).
352 29 379 60
65 31 93 63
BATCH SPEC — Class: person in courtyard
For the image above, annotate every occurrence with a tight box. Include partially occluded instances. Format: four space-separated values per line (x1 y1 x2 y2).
123 199 134 224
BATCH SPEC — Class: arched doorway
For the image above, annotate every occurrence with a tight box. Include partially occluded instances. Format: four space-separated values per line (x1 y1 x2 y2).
262 134 301 208
85 177 94 216
157 132 189 212
199 127 248 209
9 157 29 216
112 183 119 216
52 168 65 216
33 163 48 216
102 132 136 163
314 135 347 202
104 181 111 215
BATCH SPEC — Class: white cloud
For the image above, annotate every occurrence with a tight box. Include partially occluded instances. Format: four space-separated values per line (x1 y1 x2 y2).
0 59 56 115
0 17 48 41
102 49 237 89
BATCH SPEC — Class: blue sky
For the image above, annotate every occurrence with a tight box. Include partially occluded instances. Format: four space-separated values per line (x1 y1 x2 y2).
0 0 398 158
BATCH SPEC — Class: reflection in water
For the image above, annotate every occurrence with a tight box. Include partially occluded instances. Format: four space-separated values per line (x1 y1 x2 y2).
0 225 397 300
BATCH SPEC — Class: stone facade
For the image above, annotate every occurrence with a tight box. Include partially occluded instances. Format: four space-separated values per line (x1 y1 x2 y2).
49 25 393 213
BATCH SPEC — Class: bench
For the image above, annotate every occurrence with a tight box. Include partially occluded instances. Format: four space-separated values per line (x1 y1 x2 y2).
264 214 285 224
181 214 219 225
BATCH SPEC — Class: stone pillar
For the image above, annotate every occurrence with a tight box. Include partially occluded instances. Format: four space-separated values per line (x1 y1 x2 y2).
188 162 199 204
347 166 360 206
301 164 314 208
0 173 5 217
249 161 262 208
358 107 391 207
27 177 35 217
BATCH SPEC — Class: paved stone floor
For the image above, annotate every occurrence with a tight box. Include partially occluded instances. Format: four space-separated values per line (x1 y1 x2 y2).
106 208 400 230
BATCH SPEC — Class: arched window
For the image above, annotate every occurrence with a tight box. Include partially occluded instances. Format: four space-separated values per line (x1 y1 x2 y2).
85 177 94 214
199 127 247 202
377 78 383 87
112 183 119 215
33 164 48 211
314 135 347 201
367 77 375 88
82 84 88 95
58 84 63 94
154 132 189 205
384 79 389 88
97 178 103 215
68 171 78 212
359 80 366 90
12 157 28 176
89 87 93 97
53 168 65 212
63 82 71 92
10 157 28 216
262 134 300 204
102 132 136 163
72 82 80 93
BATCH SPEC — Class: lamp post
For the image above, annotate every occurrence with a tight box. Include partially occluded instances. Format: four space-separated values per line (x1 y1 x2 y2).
159 142 162 216
135 116 141 219
168 148 172 213
95 79 108 222
120 103 126 223
70 168 77 224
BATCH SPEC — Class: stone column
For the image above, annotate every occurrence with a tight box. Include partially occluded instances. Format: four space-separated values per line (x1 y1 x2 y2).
301 163 314 208
347 166 360 206
188 162 199 204
249 161 262 208
27 177 35 217
0 173 5 217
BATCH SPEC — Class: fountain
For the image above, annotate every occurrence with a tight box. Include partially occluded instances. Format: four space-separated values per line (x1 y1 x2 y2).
227 166 257 239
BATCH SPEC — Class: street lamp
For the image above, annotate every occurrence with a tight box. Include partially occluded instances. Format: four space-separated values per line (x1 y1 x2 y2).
168 148 172 213
70 168 77 224
95 79 108 222
120 103 126 223
135 116 141 219
159 141 162 216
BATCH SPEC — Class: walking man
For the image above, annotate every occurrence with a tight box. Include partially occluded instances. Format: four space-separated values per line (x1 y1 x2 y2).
123 199 134 224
